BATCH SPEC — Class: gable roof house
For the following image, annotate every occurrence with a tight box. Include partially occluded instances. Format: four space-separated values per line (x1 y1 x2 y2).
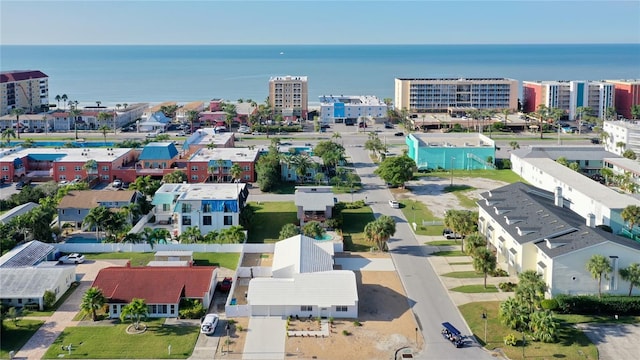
0 240 57 268
0 202 40 225
57 190 138 229
91 264 218 318
247 235 358 318
478 182 640 297
0 265 76 310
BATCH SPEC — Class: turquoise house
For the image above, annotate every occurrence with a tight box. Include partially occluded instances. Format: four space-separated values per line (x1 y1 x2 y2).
406 133 495 170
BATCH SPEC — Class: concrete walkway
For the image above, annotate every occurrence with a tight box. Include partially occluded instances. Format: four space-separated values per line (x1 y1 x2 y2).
242 317 286 360
14 260 128 360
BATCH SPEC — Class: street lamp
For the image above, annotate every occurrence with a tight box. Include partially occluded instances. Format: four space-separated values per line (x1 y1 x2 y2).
482 311 487 344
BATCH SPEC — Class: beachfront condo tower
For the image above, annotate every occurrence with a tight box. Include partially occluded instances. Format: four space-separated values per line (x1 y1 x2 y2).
604 79 640 120
269 75 308 120
394 77 518 114
0 70 49 116
523 80 614 120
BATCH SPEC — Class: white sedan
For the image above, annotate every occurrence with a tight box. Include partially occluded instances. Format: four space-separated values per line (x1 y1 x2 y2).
58 253 85 264
200 313 219 335
389 200 400 209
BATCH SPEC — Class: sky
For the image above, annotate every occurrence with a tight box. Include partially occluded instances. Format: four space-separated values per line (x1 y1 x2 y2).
1 0 639 45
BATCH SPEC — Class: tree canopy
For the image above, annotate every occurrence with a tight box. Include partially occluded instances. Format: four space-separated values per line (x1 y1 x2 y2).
374 155 416 188
586 254 611 299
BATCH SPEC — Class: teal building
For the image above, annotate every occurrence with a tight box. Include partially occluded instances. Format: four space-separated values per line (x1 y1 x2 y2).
405 133 495 170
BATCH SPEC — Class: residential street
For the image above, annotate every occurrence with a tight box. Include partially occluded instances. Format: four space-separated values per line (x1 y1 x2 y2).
342 136 495 359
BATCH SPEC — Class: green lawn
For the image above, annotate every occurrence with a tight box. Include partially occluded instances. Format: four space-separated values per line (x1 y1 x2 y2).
247 201 297 243
450 284 498 293
460 301 598 360
449 261 472 265
341 207 375 252
83 253 239 269
1 319 45 359
415 169 523 184
443 185 478 209
556 314 640 324
431 250 466 256
265 182 297 194
425 240 458 246
398 199 445 236
43 319 198 359
192 252 240 269
441 271 484 278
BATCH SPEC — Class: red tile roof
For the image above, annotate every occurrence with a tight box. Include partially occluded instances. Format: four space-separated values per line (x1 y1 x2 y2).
1 70 48 83
91 266 216 304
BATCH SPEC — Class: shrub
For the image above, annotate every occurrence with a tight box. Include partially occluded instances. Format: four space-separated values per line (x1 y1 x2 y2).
491 269 509 277
178 298 205 319
499 282 517 292
353 320 361 327
236 325 244 332
342 330 351 336
541 299 559 311
555 294 640 315
325 218 341 230
328 317 334 324
43 290 56 309
504 333 517 346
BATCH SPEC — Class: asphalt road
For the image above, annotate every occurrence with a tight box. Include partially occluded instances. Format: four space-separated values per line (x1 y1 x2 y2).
342 136 494 360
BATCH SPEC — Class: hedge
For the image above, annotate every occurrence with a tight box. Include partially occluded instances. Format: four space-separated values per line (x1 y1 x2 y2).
554 294 640 315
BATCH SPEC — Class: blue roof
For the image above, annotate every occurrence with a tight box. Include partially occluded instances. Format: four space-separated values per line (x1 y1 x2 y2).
27 153 66 161
150 112 171 124
138 142 179 160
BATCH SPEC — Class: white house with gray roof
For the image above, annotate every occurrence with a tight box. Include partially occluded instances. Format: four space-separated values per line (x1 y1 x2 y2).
247 235 358 318
0 265 76 310
511 145 620 175
0 202 40 225
478 182 640 297
294 186 335 226
604 157 640 189
510 155 640 233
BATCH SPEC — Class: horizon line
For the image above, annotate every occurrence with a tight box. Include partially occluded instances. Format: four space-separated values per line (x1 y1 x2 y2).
2 42 639 46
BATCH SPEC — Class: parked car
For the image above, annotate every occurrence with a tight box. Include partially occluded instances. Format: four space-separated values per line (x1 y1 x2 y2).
320 124 331 129
389 200 400 209
112 179 123 188
238 127 251 134
442 228 463 239
176 131 186 136
15 180 30 190
394 132 404 136
58 253 85 264
217 277 233 292
200 313 219 335
590 138 600 144
358 122 367 128
384 123 394 129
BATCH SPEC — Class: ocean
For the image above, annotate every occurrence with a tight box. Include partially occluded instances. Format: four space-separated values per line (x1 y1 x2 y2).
1 44 639 107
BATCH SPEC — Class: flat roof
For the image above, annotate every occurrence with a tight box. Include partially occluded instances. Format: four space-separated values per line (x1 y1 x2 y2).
155 183 245 201
396 77 516 82
0 147 131 163
512 146 619 161
185 128 235 147
409 133 495 148
604 157 640 173
318 95 386 106
604 120 640 130
523 158 640 209
189 147 259 162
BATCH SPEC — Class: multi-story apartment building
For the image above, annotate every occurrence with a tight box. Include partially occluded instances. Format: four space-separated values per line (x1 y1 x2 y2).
523 80 614 120
187 147 259 183
1 70 49 116
152 183 248 236
604 79 640 119
319 95 388 124
269 76 308 120
602 120 640 156
394 78 518 113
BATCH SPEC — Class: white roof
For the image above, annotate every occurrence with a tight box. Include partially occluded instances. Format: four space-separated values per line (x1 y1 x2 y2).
272 235 334 277
524 157 640 209
295 191 335 211
409 132 495 148
185 128 235 147
0 266 75 298
147 261 190 267
154 183 245 201
604 157 640 173
0 146 131 163
247 270 358 307
154 251 193 257
190 147 259 162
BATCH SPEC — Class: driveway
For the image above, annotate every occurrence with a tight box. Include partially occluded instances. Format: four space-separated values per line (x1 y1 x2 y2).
577 323 640 360
242 317 286 360
334 257 396 271
15 259 128 360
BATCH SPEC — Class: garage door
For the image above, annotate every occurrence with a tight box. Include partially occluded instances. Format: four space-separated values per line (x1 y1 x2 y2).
252 306 269 316
269 305 286 317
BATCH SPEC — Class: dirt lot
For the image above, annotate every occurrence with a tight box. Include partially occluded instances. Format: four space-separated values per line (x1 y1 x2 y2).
284 254 422 360
400 176 509 218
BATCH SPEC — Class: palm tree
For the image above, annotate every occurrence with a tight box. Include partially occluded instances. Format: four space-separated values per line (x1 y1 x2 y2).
96 101 102 107
499 297 528 331
586 254 612 298
180 226 202 243
302 221 325 239
1 128 16 146
83 159 98 181
120 298 148 331
291 154 314 183
616 141 626 153
61 94 68 111
69 107 82 139
509 141 520 150
515 270 547 313
529 310 557 343
619 263 640 296
83 206 110 241
10 108 24 139
55 95 61 109
331 132 342 143
279 223 299 240
621 205 640 231
186 110 199 133
364 215 396 251
502 108 510 125
535 104 550 139
80 287 106 321
218 225 246 243
115 104 122 111
464 232 487 255
123 103 128 109
98 125 110 144
473 248 497 288
230 163 242 182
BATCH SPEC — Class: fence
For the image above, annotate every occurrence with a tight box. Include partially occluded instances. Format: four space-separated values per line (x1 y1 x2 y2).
53 242 275 254
421 220 444 226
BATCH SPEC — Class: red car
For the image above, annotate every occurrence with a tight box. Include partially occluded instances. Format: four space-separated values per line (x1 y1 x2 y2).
217 277 232 292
